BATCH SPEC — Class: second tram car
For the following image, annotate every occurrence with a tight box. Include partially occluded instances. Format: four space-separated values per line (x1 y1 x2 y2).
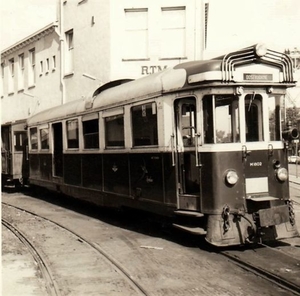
1 119 28 187
25 44 299 246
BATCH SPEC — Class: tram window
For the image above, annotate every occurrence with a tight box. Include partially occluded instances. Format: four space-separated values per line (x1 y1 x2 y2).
132 103 158 146
105 114 124 147
203 97 214 143
40 128 49 150
67 119 79 149
203 95 240 144
1 128 9 151
30 128 38 150
215 96 240 143
83 119 99 149
14 132 26 151
181 103 196 146
268 96 281 141
245 94 263 142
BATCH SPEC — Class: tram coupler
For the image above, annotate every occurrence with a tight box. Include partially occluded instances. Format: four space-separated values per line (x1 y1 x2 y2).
286 200 296 226
222 205 247 233
222 205 231 232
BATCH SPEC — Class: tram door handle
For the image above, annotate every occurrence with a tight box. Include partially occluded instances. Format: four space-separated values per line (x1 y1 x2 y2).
242 145 251 159
195 133 201 167
171 134 176 166
268 144 273 157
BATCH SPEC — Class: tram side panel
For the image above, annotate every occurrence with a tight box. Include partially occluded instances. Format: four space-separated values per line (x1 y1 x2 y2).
82 154 103 190
28 149 177 213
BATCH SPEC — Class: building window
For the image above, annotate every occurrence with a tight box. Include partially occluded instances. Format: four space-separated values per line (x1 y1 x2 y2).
18 54 25 90
132 103 158 146
30 127 38 150
161 7 186 58
83 117 99 149
40 128 49 150
28 48 36 86
40 61 43 75
123 8 148 60
8 58 14 93
105 114 124 147
65 30 74 74
52 55 56 70
46 58 50 73
67 119 79 148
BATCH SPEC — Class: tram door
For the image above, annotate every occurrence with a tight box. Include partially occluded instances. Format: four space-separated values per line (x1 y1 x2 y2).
52 123 63 177
174 98 201 211
243 94 269 195
1 126 11 175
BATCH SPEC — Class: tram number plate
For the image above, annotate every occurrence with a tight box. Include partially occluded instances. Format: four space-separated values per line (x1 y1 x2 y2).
258 205 289 227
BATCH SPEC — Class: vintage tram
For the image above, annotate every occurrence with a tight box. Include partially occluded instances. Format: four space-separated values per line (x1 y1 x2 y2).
25 44 299 246
1 119 28 188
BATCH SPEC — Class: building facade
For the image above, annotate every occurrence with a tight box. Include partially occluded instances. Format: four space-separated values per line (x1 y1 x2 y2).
60 0 208 102
1 23 61 124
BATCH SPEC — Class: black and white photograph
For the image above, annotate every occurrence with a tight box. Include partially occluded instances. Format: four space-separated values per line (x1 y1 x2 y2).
1 0 300 295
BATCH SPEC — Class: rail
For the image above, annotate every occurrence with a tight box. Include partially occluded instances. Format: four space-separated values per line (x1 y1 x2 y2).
2 218 60 296
2 202 149 296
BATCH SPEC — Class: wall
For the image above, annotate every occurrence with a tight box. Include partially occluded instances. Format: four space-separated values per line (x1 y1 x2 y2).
1 26 61 124
61 0 206 103
110 0 205 80
62 0 111 102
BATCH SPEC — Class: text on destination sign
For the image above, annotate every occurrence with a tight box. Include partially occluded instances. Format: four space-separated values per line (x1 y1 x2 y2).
243 73 273 81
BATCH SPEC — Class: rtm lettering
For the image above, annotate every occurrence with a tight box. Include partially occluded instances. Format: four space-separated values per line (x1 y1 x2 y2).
141 65 168 75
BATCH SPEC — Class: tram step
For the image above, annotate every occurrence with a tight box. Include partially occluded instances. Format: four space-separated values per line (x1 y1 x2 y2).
172 223 207 235
174 210 204 218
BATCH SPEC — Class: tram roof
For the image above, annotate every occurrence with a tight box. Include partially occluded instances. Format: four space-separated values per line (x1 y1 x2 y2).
27 64 197 126
27 44 295 126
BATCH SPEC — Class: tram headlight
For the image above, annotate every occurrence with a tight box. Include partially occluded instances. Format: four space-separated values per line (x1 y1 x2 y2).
276 167 288 182
255 43 268 57
225 170 239 186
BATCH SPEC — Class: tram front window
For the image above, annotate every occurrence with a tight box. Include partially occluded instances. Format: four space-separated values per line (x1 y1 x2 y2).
203 93 283 144
203 95 240 144
245 94 263 142
268 95 282 141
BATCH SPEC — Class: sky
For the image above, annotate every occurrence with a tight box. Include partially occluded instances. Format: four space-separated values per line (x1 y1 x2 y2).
1 0 299 52
206 0 300 56
0 0 56 50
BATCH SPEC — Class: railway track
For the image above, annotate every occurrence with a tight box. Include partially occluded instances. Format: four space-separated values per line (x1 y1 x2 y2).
2 202 149 296
220 243 300 296
3 193 300 296
2 217 60 296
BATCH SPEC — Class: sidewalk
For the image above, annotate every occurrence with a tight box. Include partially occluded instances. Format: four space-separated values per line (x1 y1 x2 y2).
289 174 300 185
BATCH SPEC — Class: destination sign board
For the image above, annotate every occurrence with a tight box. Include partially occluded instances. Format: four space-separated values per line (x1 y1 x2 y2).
243 73 273 81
